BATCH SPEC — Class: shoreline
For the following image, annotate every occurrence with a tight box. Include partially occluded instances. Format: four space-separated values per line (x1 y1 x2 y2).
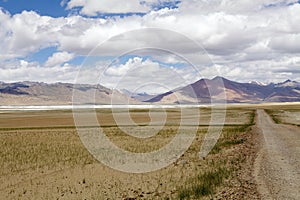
1 102 300 111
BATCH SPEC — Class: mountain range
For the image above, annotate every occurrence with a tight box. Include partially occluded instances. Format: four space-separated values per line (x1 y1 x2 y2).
145 77 300 104
0 82 133 105
0 77 299 105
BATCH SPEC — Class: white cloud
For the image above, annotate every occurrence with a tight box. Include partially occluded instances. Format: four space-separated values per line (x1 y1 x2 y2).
105 57 145 76
44 51 75 67
269 34 300 53
178 0 299 14
0 56 200 94
0 10 61 59
67 0 148 15
66 0 179 15
1 0 300 88
200 56 300 84
1 2 299 61
99 56 203 93
0 60 78 83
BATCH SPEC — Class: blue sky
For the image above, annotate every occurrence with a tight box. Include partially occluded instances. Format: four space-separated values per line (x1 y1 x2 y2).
0 0 69 17
0 0 180 17
0 0 181 67
0 0 71 65
0 0 300 90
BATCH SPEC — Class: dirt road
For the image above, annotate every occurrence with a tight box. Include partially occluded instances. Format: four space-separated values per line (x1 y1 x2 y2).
255 109 300 199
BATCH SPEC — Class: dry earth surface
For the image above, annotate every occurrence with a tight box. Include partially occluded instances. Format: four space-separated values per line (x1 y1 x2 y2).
2 104 299 199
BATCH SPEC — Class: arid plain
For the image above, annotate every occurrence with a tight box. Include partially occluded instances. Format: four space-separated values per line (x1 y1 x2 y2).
0 103 299 199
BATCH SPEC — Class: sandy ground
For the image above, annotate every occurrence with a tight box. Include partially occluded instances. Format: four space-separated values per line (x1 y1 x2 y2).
4 106 300 199
277 110 300 125
215 125 261 200
0 108 259 199
255 109 300 199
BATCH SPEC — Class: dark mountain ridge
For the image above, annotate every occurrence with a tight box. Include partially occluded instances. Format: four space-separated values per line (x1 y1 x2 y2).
1 77 300 105
0 81 133 105
146 77 300 104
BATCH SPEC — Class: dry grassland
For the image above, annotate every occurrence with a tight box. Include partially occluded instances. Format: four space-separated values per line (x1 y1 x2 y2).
0 107 260 199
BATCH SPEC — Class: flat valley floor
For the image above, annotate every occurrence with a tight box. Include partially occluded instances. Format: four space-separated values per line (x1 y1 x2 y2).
0 103 299 199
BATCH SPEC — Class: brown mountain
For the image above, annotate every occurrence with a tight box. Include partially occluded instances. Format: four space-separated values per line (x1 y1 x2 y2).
146 77 300 104
0 82 134 106
1 77 300 105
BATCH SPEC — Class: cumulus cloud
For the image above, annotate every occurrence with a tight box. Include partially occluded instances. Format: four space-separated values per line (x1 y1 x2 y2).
200 56 300 84
66 0 179 15
67 0 148 15
1 0 300 89
0 10 61 59
1 2 300 61
178 0 299 14
0 56 200 94
44 51 75 67
269 34 300 53
0 60 78 83
69 48 210 93
84 56 202 94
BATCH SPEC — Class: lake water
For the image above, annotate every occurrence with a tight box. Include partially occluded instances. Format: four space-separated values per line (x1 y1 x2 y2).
0 104 209 111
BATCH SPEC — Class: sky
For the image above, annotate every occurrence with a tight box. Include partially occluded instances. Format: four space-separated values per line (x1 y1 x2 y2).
0 0 300 93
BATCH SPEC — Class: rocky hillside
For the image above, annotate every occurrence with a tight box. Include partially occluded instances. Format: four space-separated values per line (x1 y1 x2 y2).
0 82 133 105
146 77 300 104
1 78 300 105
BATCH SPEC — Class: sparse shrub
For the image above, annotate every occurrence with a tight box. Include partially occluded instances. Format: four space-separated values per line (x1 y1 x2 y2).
193 182 213 197
178 166 232 199
265 109 281 124
179 188 191 200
